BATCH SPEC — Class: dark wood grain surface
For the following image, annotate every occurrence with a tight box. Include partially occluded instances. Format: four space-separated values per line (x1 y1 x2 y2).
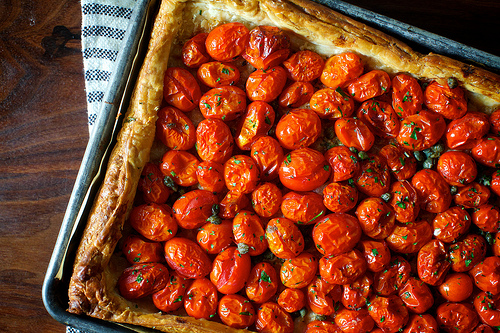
0 0 498 332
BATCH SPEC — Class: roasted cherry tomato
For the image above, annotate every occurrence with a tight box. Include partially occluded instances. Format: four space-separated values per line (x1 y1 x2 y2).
210 246 251 294
491 109 500 135
196 220 233 254
232 210 267 256
373 256 411 296
307 276 342 315
319 249 367 285
424 80 468 119
473 204 500 233
357 99 400 138
129 203 177 242
437 151 477 186
246 66 287 102
196 118 234 163
283 50 325 82
392 73 424 118
205 22 249 61
386 221 432 254
313 213 362 257
235 101 275 150
242 25 290 70
492 170 500 197
358 239 391 273
251 136 284 181
473 324 496 333
279 147 331 192
403 314 438 333
281 191 326 225
199 86 246 121
277 288 306 313
411 169 451 213
446 111 490 149
196 160 225 194
280 252 318 289
397 110 446 151
305 320 343 333
449 234 487 272
342 273 372 310
354 155 391 197
417 239 451 286
355 197 396 239
184 278 218 320
163 67 201 112
266 217 304 259
367 294 409 333
118 263 169 300
310 87 355 119
436 302 478 333
474 291 500 328
197 61 240 87
470 256 500 295
324 145 360 182
347 69 391 102
156 106 196 150
218 294 256 329
256 302 294 333
246 262 279 303
432 206 471 243
219 190 250 219
438 272 473 302
278 81 315 108
388 180 420 223
320 52 363 89
122 234 164 264
152 271 190 313
472 136 500 167
323 181 358 213
164 237 211 279
398 277 433 314
379 143 417 181
138 162 171 204
335 308 374 333
454 182 491 208
276 108 322 150
160 150 199 187
334 117 375 152
172 189 218 229
224 155 260 194
251 182 282 217
182 32 211 68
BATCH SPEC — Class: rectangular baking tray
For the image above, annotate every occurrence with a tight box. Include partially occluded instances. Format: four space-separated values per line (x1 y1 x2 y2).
42 1 500 332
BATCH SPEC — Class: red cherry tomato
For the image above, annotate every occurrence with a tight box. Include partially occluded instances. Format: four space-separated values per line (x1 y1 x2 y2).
392 73 424 118
232 210 267 256
281 191 326 225
278 81 315 108
251 182 282 217
305 320 343 333
197 61 240 87
323 181 358 213
492 170 500 197
256 302 294 333
224 155 260 194
266 217 304 259
310 87 355 119
355 197 396 239
320 52 363 89
417 239 451 286
218 294 256 329
379 143 417 181
312 213 362 257
152 271 190 312
472 136 500 167
398 277 434 314
347 69 391 102
210 246 251 294
432 206 471 243
280 252 318 289
473 204 500 233
341 273 373 310
276 108 322 150
251 136 284 181
411 169 451 213
373 256 411 296
470 256 500 295
445 111 490 149
437 151 477 186
156 106 196 150
164 237 211 279
474 291 500 328
367 294 409 333
307 276 342 316
358 239 391 273
163 67 201 112
449 234 487 272
196 118 234 163
335 308 374 333
242 25 290 70
246 66 287 102
354 155 391 197
196 160 225 194
160 150 199 187
122 234 164 264
403 314 438 333
129 203 177 242
424 80 468 119
172 189 218 229
386 220 433 254
473 324 496 333
436 302 478 333
490 109 500 135
182 32 211 68
319 249 367 285
324 145 360 182
205 22 249 61
184 278 218 320
277 288 306 313
199 86 246 121
438 272 473 302
397 110 446 151
283 50 325 82
196 220 233 254
118 263 169 300
246 262 278 303
454 182 491 208
388 180 420 223
335 117 375 152
219 190 250 219
235 101 275 150
279 147 331 192
138 162 171 204
357 99 400 138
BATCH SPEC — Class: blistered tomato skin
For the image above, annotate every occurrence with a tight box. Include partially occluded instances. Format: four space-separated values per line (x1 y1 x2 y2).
210 247 251 294
129 203 177 242
172 189 218 229
232 210 267 256
277 288 306 313
182 32 211 68
196 161 225 194
319 249 367 285
160 150 199 187
398 277 434 313
122 234 164 265
424 80 468 119
347 69 391 102
163 67 201 112
152 271 190 312
449 234 487 272
280 252 318 289
454 182 491 208
242 25 290 70
265 217 304 259
472 136 500 167
473 324 496 333
373 256 411 296
473 204 500 233
417 239 451 286
276 108 322 150
403 314 439 333
236 101 275 150
474 292 500 328
357 99 400 138
437 151 477 186
386 221 433 254
367 294 409 333
312 213 362 257
218 294 256 329
246 66 287 102
219 190 250 219
118 263 169 300
164 237 212 279
278 81 315 108
388 180 420 223
491 109 500 135
279 147 330 192
358 239 391 272
283 50 325 82
320 52 364 88
281 191 326 225
196 220 233 254
197 61 240 87
355 197 396 239
354 155 391 197
251 182 282 217
310 87 355 119
324 145 360 182
491 170 500 197
199 86 247 121
379 144 417 181
335 117 375 152
411 169 451 213
138 162 171 204
392 73 424 118
205 22 249 61
307 276 342 315
323 181 358 213
438 272 473 302
341 273 372 309
156 106 196 151
432 206 471 243
196 118 234 164
446 111 490 149
256 302 294 333
251 136 284 181
246 262 278 303
335 308 375 333
397 110 446 151
470 257 500 295
436 302 478 333
184 278 218 320
224 155 260 194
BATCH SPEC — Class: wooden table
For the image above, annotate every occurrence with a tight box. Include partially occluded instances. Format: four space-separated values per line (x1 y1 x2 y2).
0 0 498 332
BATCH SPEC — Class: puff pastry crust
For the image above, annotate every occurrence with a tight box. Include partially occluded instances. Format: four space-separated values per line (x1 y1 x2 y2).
68 0 500 332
